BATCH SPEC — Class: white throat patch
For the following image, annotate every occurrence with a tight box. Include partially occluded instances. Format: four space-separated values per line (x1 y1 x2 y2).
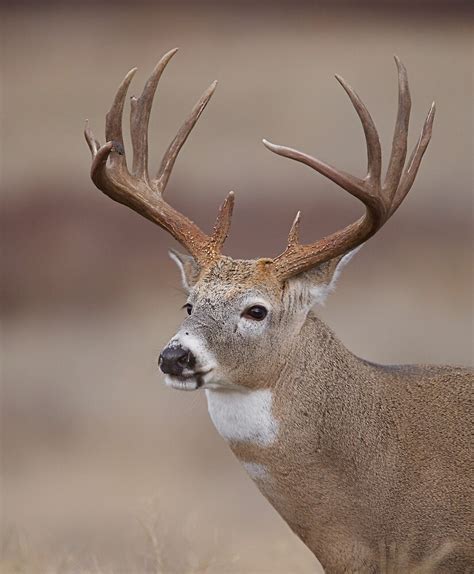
205 388 279 446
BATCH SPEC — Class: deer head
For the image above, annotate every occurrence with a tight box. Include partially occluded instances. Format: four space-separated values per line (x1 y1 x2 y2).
85 49 435 393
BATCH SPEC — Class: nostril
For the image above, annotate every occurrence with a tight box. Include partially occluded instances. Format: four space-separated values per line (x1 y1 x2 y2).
186 350 196 369
177 351 190 367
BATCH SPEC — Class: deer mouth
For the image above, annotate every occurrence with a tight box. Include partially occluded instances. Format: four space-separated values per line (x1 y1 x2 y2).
164 370 211 391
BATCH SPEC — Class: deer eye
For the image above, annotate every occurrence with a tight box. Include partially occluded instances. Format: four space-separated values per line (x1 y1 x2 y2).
183 303 193 315
243 305 268 321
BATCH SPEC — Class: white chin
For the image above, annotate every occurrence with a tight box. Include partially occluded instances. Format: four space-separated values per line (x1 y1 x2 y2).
164 376 201 391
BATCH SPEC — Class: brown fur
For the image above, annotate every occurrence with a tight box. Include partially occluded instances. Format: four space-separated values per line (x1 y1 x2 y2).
231 316 472 572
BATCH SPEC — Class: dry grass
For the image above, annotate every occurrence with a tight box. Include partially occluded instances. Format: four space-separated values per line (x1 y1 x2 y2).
1 498 311 574
1 516 463 574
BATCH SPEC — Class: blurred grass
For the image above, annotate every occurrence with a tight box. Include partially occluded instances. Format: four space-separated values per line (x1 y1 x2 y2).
1 499 313 574
1 2 472 573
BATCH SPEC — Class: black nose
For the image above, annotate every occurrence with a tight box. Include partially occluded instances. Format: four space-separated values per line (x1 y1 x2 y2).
159 345 196 376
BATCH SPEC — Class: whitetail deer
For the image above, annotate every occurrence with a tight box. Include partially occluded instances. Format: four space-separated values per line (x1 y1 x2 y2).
85 49 472 573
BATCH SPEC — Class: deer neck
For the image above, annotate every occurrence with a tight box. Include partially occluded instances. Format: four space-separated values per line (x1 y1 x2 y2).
206 312 381 456
205 312 391 556
272 312 384 457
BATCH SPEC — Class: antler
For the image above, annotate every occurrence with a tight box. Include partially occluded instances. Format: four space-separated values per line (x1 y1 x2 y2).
263 57 435 281
85 48 234 266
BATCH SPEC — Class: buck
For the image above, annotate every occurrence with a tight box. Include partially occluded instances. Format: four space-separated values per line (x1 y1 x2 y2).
85 49 472 573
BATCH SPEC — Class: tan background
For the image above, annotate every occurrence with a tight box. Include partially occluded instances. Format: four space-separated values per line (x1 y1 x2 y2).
1 2 473 573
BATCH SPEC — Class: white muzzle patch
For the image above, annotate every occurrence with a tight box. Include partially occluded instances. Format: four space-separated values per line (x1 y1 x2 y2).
162 332 219 391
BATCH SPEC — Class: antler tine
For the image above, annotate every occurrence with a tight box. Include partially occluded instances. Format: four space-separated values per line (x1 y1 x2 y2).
264 59 435 282
261 140 380 210
84 120 101 157
287 211 302 247
88 65 139 198
210 191 235 251
105 67 137 169
130 48 178 181
85 50 234 266
154 80 218 194
392 102 435 216
383 56 411 197
334 74 382 187
84 65 135 161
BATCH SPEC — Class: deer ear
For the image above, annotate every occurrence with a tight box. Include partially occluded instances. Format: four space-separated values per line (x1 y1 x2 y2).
297 246 362 306
169 249 201 292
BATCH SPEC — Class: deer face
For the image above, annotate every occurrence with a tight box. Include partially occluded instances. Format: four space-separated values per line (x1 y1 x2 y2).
160 256 287 391
159 252 355 391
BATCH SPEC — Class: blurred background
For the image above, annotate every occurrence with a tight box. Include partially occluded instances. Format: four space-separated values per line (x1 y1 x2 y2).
1 1 472 572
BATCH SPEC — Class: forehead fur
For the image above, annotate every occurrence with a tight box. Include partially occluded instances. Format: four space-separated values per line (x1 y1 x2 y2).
195 256 283 299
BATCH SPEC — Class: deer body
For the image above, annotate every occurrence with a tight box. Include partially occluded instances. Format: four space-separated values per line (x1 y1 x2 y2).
86 50 473 572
